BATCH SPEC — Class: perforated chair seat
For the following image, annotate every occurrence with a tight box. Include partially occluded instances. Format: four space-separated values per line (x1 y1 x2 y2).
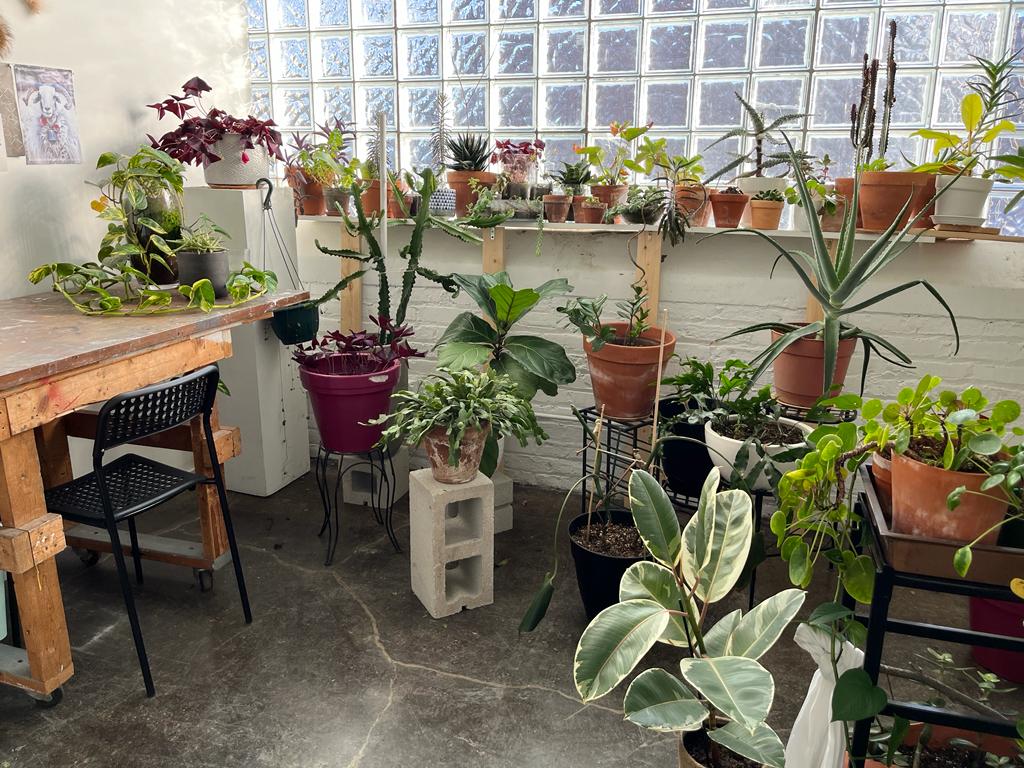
45 454 206 524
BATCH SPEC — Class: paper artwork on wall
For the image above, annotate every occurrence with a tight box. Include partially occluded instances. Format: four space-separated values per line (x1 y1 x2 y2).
0 64 24 157
12 63 81 164
0 113 8 171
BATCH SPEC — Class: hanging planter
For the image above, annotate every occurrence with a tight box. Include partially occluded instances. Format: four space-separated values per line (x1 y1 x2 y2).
271 302 320 345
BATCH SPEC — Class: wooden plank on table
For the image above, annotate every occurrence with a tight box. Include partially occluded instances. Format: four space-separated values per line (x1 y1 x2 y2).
339 227 364 333
0 643 72 696
482 228 506 274
61 412 241 463
0 333 232 439
634 231 663 314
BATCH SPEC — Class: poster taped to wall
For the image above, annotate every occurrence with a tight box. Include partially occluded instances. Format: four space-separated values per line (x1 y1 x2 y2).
0 64 24 157
12 63 82 164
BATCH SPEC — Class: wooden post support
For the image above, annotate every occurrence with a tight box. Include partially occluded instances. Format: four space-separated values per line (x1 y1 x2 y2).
339 226 364 333
634 230 663 315
804 238 839 323
34 421 73 490
482 227 505 274
191 405 229 563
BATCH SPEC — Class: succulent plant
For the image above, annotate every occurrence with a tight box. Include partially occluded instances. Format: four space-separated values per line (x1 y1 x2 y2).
445 133 491 172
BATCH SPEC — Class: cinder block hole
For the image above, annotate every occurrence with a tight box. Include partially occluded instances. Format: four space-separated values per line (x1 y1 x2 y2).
444 497 484 546
445 556 482 604
349 468 376 496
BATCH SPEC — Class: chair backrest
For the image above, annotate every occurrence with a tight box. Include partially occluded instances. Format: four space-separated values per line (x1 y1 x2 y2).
94 364 220 456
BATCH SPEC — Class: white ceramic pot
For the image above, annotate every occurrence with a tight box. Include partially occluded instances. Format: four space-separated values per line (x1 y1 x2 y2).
789 191 824 231
704 417 812 492
934 174 994 220
203 134 270 188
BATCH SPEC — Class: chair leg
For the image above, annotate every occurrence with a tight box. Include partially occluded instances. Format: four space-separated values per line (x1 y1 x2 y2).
127 518 144 585
106 522 155 697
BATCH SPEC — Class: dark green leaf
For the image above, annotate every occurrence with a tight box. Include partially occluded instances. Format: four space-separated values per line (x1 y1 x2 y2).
831 668 887 722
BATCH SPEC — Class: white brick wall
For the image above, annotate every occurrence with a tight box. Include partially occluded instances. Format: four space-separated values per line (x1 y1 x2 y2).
297 218 1024 490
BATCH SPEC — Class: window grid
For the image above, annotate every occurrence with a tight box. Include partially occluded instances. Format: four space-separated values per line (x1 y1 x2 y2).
246 0 1023 194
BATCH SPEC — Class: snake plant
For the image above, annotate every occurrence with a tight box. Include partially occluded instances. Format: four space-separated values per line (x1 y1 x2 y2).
709 137 961 398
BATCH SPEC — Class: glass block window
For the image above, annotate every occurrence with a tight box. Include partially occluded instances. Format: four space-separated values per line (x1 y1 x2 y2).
246 0 1023 186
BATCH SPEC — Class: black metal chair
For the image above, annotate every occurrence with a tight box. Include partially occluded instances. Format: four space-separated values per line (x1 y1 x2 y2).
43 364 252 697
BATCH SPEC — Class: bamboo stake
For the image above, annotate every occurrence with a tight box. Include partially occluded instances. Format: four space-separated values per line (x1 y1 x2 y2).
650 309 670 463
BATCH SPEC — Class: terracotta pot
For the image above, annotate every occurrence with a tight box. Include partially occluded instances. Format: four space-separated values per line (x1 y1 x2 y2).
589 184 628 223
674 183 712 226
834 177 861 227
820 195 848 232
543 194 572 223
859 171 932 231
569 194 587 221
359 180 408 218
890 452 1008 544
846 723 1020 767
574 201 607 224
423 424 490 484
870 452 892 509
909 172 935 228
583 322 676 420
709 192 750 228
748 199 784 230
447 170 497 218
770 327 856 407
297 180 326 216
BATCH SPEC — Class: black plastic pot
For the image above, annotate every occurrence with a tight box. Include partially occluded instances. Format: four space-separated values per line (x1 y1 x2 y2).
569 508 646 620
271 302 320 345
659 398 714 499
621 205 662 225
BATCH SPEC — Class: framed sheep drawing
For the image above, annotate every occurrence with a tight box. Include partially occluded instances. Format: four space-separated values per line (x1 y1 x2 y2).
13 64 81 164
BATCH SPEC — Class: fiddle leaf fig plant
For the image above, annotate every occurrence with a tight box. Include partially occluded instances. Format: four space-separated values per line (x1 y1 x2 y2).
574 467 805 768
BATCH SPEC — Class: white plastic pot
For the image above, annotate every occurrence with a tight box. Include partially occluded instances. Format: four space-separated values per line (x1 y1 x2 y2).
789 191 824 231
203 134 270 188
934 174 993 220
704 417 812 491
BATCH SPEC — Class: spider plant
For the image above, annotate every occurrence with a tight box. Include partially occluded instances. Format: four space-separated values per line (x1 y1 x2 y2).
708 136 962 398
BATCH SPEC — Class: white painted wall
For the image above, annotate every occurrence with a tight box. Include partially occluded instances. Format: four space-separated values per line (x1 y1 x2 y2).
0 0 248 300
297 218 1024 490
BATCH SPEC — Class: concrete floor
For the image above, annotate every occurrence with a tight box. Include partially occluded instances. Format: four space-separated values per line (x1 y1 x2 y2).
0 476 1015 767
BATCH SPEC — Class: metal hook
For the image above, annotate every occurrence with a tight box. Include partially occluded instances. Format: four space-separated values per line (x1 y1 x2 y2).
256 177 274 210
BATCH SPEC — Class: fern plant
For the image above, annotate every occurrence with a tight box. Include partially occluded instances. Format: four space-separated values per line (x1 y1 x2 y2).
445 133 490 172
705 93 803 182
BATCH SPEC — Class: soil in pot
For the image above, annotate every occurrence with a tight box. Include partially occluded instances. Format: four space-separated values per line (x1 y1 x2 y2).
710 192 750 228
447 170 497 218
859 171 930 231
575 202 607 224
583 323 677 420
834 177 861 227
423 424 490 484
177 250 229 298
569 509 647 620
659 398 714 499
682 729 762 768
890 451 1009 544
851 724 1021 768
675 184 712 226
590 184 628 223
770 327 857 407
543 195 571 223
748 200 784 230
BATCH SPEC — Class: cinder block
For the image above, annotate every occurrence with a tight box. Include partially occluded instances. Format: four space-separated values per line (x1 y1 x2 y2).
409 469 494 619
494 504 513 534
492 470 513 533
341 446 409 505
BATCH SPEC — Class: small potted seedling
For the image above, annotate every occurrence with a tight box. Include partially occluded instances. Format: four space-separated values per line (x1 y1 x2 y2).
173 214 231 297
574 195 607 224
709 185 750 228
549 159 593 220
543 184 572 223
748 189 785 230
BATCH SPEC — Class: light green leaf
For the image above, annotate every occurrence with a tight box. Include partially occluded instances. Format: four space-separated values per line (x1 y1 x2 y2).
961 92 984 133
619 561 692 646
981 119 1017 144
705 589 806 660
574 599 670 702
436 341 493 371
842 554 875 604
628 470 682 568
708 720 786 768
682 480 753 604
490 284 540 328
679 656 773 730
968 432 1003 456
623 668 707 732
702 609 742 658
954 545 972 577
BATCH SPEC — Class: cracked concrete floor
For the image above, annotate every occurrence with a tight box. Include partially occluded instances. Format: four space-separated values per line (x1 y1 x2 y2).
0 475 1013 767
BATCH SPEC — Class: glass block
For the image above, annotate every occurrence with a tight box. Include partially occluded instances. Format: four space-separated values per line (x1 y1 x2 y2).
941 9 1000 64
752 75 806 122
757 16 810 69
273 85 313 128
314 35 352 78
449 0 487 22
593 24 640 73
1013 9 1024 62
271 37 311 80
543 83 585 127
312 0 350 25
596 0 640 14
879 71 931 126
703 0 752 11
986 193 1024 236
401 85 442 128
451 86 487 127
695 134 740 181
251 87 272 120
400 32 441 77
759 0 812 9
450 30 488 74
355 33 396 78
882 133 922 169
403 136 437 171
497 29 536 75
543 26 586 74
540 135 586 172
879 11 937 64
496 84 536 127
314 85 355 124
357 85 398 129
542 0 586 17
400 0 438 23
699 18 751 70
355 0 394 24
643 80 690 127
357 134 398 171
247 0 268 30
499 0 536 18
695 77 745 127
591 81 638 126
810 74 861 127
650 0 696 11
268 0 308 29
934 73 973 126
646 22 694 72
816 13 874 67
807 134 853 178
249 38 270 80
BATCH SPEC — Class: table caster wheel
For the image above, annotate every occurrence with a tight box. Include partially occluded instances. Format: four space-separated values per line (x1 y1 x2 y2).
74 548 100 567
193 568 214 593
30 687 63 709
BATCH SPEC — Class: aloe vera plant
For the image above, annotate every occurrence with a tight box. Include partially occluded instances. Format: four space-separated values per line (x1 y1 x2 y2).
711 137 961 398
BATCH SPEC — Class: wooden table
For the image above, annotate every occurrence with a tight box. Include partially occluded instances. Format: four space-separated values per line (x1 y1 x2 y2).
0 289 308 699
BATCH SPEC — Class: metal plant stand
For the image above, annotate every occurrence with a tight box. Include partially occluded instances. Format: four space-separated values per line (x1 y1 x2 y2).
314 443 401 566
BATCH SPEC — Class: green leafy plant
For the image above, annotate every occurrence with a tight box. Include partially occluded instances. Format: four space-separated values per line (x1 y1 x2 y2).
547 158 593 195
571 466 805 768
660 357 717 427
606 184 664 219
705 93 803 182
657 153 705 185
173 213 229 253
752 189 784 202
573 121 652 185
558 281 651 350
445 133 491 172
285 120 353 185
372 368 546 465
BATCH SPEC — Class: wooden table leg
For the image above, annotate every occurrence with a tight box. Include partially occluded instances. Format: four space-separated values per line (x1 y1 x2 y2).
35 420 74 490
0 430 73 694
191 407 228 563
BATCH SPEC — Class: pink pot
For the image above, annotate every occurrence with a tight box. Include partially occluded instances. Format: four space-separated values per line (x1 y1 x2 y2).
299 358 401 453
970 597 1024 683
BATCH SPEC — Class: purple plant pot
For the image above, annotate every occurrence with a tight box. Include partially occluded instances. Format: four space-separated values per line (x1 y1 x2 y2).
299 358 401 454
